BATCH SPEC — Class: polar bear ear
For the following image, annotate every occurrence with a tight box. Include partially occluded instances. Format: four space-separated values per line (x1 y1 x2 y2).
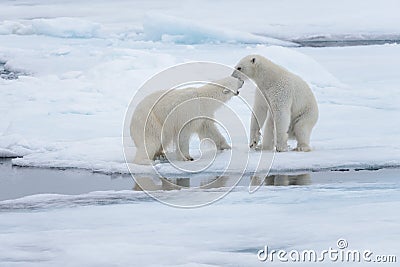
251 57 256 64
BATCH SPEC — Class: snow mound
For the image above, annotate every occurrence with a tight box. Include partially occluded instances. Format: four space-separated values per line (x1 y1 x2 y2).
0 18 101 38
0 134 41 157
142 13 297 46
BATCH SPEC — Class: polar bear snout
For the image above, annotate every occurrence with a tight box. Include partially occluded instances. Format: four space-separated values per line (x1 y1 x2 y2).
231 69 241 79
221 76 243 95
231 68 247 83
233 79 244 95
235 77 244 95
238 78 244 88
234 77 244 95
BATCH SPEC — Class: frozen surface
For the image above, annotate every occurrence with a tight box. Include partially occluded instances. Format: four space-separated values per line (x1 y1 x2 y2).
1 169 399 266
0 1 399 265
0 0 399 174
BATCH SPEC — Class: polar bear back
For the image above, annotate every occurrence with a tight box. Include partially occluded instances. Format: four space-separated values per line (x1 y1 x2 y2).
131 88 200 142
267 68 317 117
245 56 318 120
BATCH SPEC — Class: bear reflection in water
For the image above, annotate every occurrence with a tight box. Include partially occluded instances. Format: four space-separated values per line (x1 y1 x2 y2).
133 173 310 191
133 176 234 191
250 173 311 186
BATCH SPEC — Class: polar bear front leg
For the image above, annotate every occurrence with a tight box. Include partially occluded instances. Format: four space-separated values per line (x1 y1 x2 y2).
250 95 268 148
198 120 230 150
261 111 274 150
250 119 262 149
134 141 161 165
274 110 290 152
176 128 193 161
134 147 154 165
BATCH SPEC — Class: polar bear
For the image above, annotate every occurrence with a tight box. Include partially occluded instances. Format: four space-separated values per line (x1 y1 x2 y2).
232 55 318 152
131 76 244 165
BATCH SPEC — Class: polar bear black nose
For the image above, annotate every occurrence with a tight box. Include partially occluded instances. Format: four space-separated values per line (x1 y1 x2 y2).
236 67 242 71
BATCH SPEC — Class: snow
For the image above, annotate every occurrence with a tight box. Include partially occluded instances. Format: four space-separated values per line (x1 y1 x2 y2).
2 42 399 174
0 17 102 38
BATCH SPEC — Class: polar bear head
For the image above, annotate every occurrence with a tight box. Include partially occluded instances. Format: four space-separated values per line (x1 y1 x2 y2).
232 54 263 81
217 76 244 96
194 76 244 114
198 76 244 100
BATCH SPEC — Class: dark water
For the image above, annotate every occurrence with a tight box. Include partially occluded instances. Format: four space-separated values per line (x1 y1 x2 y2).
0 159 133 201
293 39 400 47
295 39 399 47
1 159 399 202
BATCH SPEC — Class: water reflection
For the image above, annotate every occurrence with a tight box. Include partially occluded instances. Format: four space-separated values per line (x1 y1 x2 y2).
1 156 398 203
133 177 185 191
133 173 311 191
251 173 311 186
133 175 234 191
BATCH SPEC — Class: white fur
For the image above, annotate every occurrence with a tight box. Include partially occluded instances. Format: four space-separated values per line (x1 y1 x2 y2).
131 77 243 165
233 55 318 152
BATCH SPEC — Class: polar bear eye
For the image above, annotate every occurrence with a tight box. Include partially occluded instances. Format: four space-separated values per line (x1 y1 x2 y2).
251 58 256 64
236 67 242 71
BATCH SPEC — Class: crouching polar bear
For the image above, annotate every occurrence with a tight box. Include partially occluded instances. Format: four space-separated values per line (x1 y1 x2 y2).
131 77 244 165
233 55 318 152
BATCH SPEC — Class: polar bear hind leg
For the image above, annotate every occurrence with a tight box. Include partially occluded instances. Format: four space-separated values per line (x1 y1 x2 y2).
133 113 165 165
176 126 194 161
292 126 312 151
133 145 158 165
292 114 316 152
154 145 166 161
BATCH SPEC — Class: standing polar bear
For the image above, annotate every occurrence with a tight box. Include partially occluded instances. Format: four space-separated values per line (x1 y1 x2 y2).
131 76 244 165
233 55 318 152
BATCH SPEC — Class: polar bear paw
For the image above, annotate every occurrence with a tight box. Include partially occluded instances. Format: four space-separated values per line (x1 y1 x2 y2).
249 131 261 149
249 137 261 149
218 142 231 150
275 144 289 152
293 145 312 152
249 140 258 149
185 156 194 161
